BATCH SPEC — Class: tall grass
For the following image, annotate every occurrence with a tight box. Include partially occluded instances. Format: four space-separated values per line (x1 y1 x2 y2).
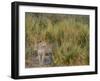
25 13 89 67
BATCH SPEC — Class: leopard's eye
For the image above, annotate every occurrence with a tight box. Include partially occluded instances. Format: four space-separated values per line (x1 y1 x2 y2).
45 53 49 56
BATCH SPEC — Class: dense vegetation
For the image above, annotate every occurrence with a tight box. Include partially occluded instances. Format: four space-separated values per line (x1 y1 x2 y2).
25 12 89 67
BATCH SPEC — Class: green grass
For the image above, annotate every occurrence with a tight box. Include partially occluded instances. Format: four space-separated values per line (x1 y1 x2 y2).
25 13 89 67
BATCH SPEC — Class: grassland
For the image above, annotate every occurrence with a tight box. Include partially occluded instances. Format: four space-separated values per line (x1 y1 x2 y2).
25 12 89 67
